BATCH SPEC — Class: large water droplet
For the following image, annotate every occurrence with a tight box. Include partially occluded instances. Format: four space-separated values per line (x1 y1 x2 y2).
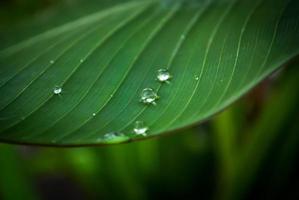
133 121 148 136
104 132 122 140
102 132 129 143
157 68 172 83
140 88 159 105
53 86 62 95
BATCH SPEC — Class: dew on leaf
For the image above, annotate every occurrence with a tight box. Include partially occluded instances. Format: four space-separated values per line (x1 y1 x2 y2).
157 68 172 83
102 132 129 143
133 121 148 136
53 86 62 95
140 88 159 105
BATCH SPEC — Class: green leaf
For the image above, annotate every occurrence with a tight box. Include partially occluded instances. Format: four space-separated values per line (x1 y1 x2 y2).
0 0 298 146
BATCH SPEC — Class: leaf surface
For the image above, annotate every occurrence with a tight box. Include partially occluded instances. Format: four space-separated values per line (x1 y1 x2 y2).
0 0 298 146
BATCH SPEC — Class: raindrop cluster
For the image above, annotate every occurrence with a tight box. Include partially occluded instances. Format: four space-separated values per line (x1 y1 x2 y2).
136 68 174 136
139 68 172 106
50 66 175 142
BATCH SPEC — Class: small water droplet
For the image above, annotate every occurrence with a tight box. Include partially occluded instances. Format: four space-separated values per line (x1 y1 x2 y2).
157 68 172 83
133 121 148 136
194 75 199 81
140 88 159 105
181 34 186 40
50 60 55 64
80 59 84 63
92 113 96 116
53 86 62 95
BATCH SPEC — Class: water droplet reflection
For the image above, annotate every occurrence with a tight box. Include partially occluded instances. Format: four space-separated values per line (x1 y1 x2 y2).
133 121 148 136
140 88 159 105
157 68 172 83
53 86 62 95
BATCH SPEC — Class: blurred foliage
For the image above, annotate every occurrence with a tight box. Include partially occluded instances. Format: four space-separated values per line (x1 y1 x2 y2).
0 0 299 200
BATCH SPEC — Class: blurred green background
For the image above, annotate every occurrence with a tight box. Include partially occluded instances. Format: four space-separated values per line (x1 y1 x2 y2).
1 1 299 200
